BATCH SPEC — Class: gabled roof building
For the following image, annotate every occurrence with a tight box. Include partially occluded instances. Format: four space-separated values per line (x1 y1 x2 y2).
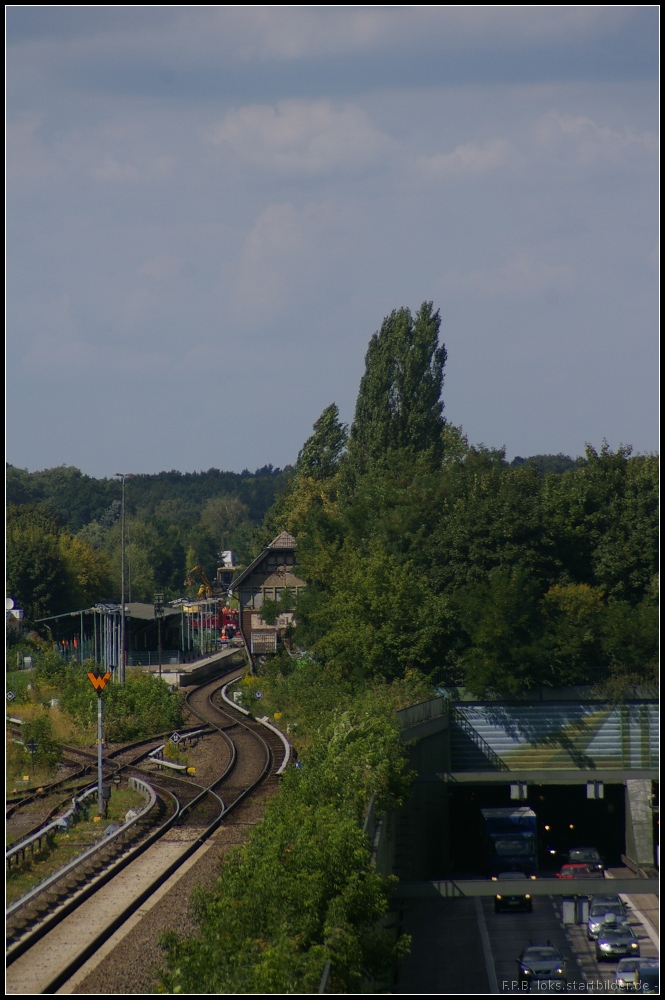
228 531 306 654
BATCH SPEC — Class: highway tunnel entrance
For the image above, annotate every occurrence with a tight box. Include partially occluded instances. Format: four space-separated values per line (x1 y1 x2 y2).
447 782 626 877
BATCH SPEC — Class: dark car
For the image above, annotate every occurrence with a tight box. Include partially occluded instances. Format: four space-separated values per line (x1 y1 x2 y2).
636 960 660 994
493 871 533 913
517 944 566 984
567 847 604 872
556 862 604 879
595 926 640 962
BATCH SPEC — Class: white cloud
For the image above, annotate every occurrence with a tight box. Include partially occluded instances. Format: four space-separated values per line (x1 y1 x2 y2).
440 253 574 299
208 100 392 176
536 111 658 162
419 138 517 178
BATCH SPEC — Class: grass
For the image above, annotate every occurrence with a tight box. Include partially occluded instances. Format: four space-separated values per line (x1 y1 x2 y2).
7 702 96 746
6 784 146 907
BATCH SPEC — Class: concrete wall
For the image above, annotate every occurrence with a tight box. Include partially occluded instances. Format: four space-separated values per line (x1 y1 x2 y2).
625 779 655 868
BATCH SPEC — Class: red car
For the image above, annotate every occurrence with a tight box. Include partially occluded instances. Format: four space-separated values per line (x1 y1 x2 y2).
556 862 604 879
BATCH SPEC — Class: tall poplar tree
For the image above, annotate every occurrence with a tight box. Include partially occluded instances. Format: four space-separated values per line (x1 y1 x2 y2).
296 403 348 481
348 302 446 472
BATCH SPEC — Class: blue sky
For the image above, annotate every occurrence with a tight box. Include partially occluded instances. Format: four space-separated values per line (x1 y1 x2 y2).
6 6 659 477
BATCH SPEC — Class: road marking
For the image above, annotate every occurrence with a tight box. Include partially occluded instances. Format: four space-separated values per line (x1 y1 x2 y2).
474 897 499 994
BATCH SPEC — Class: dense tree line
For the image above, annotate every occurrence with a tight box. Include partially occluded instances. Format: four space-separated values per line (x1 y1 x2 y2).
265 302 658 697
6 464 291 617
6 463 291 531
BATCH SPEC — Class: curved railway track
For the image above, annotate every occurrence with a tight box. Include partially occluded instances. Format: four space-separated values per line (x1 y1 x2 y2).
5 667 290 996
6 725 212 847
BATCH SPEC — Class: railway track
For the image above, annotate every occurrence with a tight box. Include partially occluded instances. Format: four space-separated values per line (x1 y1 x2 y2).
5 667 290 995
6 725 212 847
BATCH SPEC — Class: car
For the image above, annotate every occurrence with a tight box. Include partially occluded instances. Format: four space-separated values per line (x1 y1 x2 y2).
567 847 604 872
590 893 623 907
556 862 604 879
517 944 566 984
587 900 629 940
493 871 533 913
595 926 640 962
614 959 641 992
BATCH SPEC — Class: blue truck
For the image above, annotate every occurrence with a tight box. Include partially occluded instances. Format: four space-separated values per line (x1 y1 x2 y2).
481 807 538 876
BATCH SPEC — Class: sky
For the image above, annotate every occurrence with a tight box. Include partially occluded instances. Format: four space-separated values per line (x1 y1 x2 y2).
6 6 659 478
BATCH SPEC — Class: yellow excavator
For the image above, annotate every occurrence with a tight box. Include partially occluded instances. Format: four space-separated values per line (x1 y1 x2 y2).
184 566 214 599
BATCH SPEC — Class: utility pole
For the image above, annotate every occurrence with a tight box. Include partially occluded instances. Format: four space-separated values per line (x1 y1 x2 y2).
154 593 164 680
114 474 134 684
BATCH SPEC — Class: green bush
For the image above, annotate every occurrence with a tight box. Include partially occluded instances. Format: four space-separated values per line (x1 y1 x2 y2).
158 663 424 994
5 670 33 705
21 714 61 769
58 666 185 741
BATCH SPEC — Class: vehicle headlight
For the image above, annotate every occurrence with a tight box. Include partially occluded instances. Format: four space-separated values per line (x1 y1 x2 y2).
600 943 612 951
590 922 600 930
555 968 563 974
630 942 638 948
496 895 502 899
525 894 531 899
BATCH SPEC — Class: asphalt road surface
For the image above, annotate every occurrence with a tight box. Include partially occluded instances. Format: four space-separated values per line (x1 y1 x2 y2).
395 883 658 994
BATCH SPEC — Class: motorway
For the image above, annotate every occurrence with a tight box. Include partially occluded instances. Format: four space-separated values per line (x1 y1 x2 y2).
395 873 658 994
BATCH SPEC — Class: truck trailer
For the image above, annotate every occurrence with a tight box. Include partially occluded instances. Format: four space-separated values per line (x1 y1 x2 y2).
481 807 538 876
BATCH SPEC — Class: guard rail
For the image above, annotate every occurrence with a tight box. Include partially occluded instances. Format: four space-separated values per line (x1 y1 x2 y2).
6 776 156 918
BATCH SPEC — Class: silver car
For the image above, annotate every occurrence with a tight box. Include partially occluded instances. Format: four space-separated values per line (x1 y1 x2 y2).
587 901 628 940
615 958 641 991
615 958 659 993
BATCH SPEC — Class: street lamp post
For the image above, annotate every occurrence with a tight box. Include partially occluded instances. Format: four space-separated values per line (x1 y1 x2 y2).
114 474 134 684
154 593 164 680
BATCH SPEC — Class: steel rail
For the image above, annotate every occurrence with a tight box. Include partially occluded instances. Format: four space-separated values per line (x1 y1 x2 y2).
7 666 281 993
6 781 156 916
38 672 277 994
6 780 179 964
6 674 243 972
5 724 212 821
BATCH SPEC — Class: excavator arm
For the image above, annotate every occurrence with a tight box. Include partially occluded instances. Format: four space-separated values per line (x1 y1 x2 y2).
184 565 213 598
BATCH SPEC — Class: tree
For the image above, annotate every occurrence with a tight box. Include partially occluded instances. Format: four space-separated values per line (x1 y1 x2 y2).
6 505 111 620
297 404 348 481
200 494 251 549
6 506 68 620
349 302 446 472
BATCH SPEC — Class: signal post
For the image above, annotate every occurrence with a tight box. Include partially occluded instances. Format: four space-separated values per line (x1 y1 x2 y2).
87 667 112 815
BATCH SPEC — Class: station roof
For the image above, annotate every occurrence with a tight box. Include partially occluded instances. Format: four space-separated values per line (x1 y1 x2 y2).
124 602 180 620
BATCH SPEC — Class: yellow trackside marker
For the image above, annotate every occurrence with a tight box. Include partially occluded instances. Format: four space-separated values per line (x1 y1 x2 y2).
87 672 112 691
